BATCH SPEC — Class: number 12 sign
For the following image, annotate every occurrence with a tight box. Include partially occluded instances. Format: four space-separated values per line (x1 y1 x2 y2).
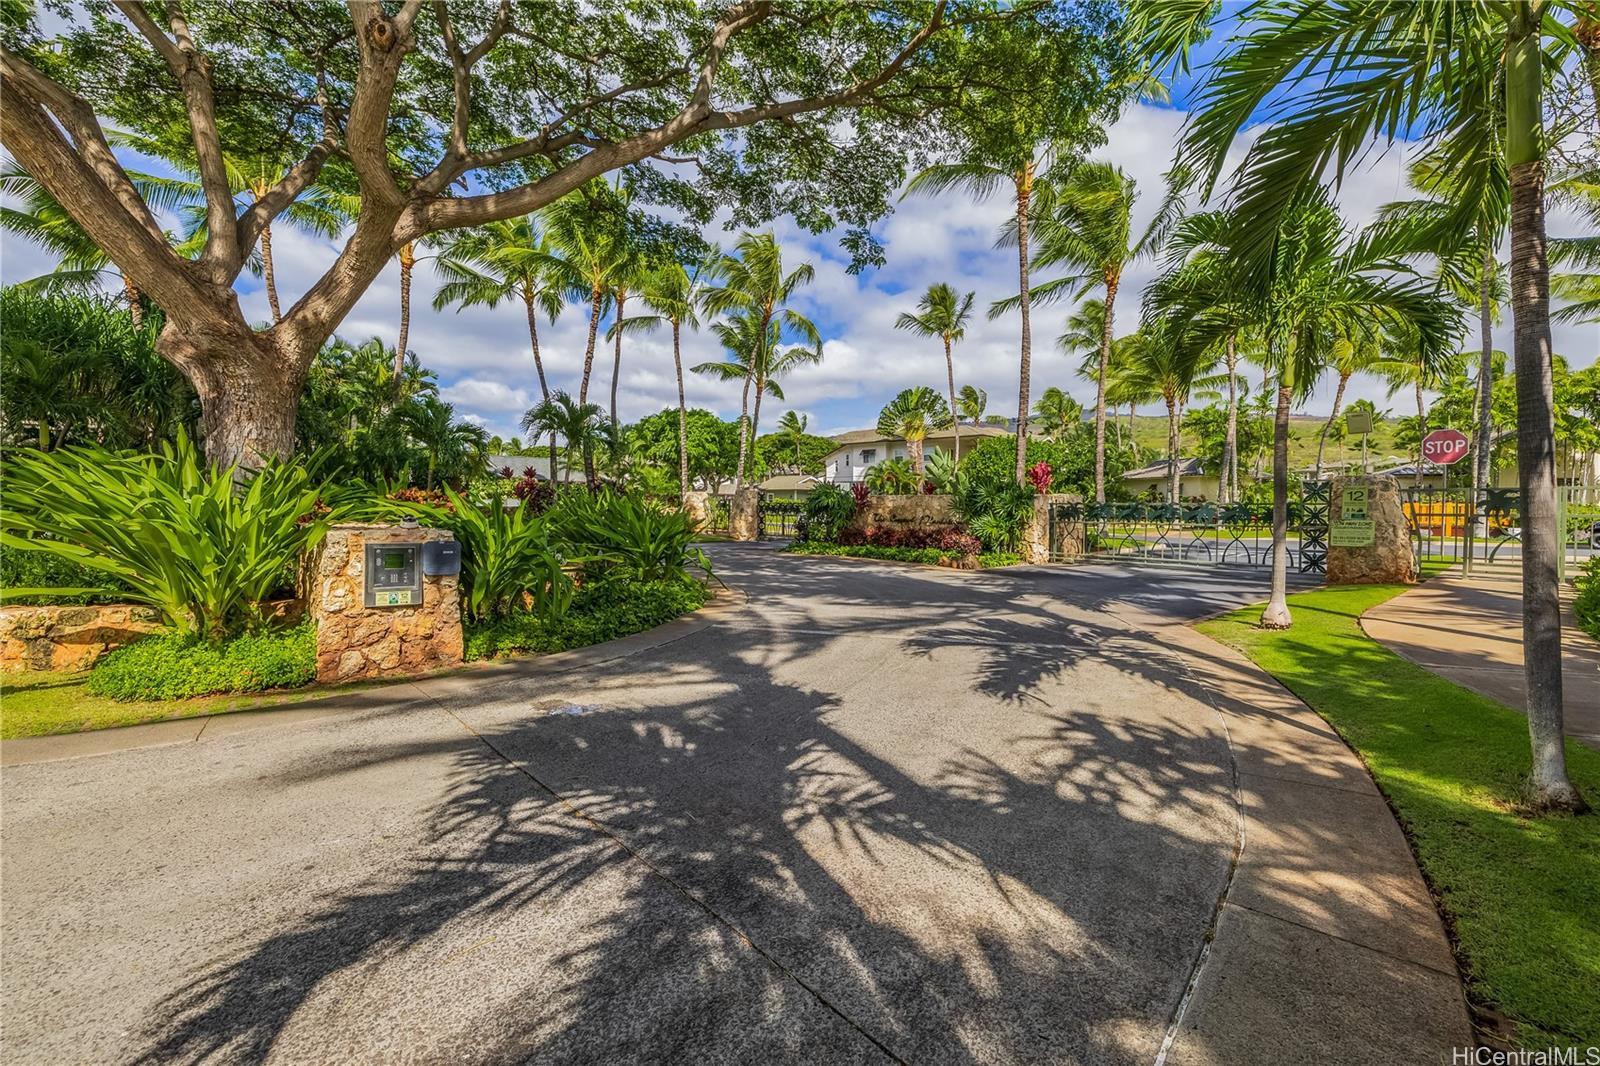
1421 428 1470 466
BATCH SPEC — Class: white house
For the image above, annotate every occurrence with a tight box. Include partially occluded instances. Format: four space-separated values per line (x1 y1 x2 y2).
822 424 1012 484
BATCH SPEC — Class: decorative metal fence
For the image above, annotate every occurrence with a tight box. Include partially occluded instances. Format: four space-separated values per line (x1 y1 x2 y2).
1051 482 1330 572
1398 485 1596 578
759 496 802 538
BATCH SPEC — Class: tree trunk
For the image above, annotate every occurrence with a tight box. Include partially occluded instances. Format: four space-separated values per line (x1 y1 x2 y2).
732 370 753 495
394 242 414 387
522 292 557 486
122 274 144 330
164 326 303 469
749 374 766 480
262 221 282 323
1507 2 1584 808
1165 392 1180 504
944 335 959 462
911 435 925 476
1414 377 1426 488
1476 249 1496 498
1223 333 1238 504
610 287 626 426
1093 271 1119 503
673 319 689 503
578 286 603 405
1314 370 1349 484
1261 378 1293 629
1013 164 1034 486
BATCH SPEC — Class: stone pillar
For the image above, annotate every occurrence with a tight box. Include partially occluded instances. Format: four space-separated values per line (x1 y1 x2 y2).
309 523 464 683
682 490 710 530
1327 475 1416 585
729 486 761 541
1025 493 1085 564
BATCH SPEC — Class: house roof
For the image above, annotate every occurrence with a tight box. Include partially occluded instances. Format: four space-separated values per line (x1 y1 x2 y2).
709 472 822 494
1123 457 1208 480
827 423 1013 449
488 454 588 482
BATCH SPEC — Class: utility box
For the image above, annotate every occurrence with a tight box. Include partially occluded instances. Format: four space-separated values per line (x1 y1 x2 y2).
309 524 463 683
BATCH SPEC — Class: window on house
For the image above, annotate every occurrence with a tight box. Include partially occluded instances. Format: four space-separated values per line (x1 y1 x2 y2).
861 449 876 463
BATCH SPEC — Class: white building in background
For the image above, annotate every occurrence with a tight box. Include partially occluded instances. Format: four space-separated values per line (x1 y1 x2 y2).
821 424 1012 484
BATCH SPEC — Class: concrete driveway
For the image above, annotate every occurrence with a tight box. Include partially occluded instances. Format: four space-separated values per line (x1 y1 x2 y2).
0 548 1461 1064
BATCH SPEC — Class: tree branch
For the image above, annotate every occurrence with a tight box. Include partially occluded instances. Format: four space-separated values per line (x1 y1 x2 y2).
343 0 417 208
416 0 513 195
114 1 239 272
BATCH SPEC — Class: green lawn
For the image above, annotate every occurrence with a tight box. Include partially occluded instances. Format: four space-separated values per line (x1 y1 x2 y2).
1197 583 1600 1050
0 670 372 739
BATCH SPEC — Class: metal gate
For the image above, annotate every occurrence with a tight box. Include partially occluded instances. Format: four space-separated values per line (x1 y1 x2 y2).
1399 485 1596 579
1048 481 1331 573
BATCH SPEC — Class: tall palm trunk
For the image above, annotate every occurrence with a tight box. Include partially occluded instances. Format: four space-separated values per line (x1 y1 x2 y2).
1314 370 1350 483
1262 376 1293 629
524 290 557 485
578 286 603 404
1093 271 1119 502
1013 164 1035 486
673 318 689 503
394 242 414 387
910 435 926 476
944 335 959 462
261 221 282 323
1223 333 1239 504
732 371 754 496
121 274 143 329
1476 249 1496 498
1414 377 1426 488
749 373 767 477
610 288 627 426
1506 4 1584 811
1164 392 1180 504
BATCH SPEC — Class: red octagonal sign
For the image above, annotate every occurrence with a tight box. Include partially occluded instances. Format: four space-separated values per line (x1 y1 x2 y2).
1422 428 1471 466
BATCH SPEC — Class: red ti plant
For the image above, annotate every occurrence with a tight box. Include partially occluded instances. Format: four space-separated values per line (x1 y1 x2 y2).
1026 461 1053 495
851 482 871 505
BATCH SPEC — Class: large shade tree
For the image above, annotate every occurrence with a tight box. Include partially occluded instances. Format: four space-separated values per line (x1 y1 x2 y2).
1131 0 1590 811
0 0 1127 470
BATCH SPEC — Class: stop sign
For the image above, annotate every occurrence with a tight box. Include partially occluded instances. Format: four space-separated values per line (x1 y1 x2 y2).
1421 428 1471 466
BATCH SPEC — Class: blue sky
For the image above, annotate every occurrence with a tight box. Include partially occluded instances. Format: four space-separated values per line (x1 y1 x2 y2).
2 5 1594 447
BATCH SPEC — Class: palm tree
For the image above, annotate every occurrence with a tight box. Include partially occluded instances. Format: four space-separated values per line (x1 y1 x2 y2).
1133 0 1587 811
615 259 709 501
906 153 1047 485
700 232 820 493
403 396 487 491
895 283 976 459
777 410 809 469
957 384 989 428
1377 320 1465 488
1000 162 1181 501
694 310 823 484
521 391 606 488
1121 323 1215 503
877 387 953 475
1033 387 1083 441
539 185 631 406
433 216 565 475
1312 329 1381 483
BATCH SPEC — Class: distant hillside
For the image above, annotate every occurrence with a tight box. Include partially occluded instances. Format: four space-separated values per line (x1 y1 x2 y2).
1119 412 1415 473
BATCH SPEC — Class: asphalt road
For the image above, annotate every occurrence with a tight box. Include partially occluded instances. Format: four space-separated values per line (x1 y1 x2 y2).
2 548 1309 1065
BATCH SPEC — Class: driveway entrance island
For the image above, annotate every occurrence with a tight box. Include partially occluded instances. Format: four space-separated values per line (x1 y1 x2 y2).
0 546 1467 1064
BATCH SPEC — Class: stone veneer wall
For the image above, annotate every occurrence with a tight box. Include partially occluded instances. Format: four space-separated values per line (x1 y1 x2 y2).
845 494 960 534
1025 494 1086 564
309 524 464 683
0 604 164 672
1327 474 1416 585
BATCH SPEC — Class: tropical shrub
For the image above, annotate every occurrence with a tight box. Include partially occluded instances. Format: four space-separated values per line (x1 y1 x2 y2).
87 623 315 701
800 483 856 544
762 497 805 515
952 477 1037 553
957 433 1128 497
838 527 982 554
0 433 330 641
465 578 709 660
851 482 871 505
865 456 919 495
1027 461 1053 494
924 448 959 493
550 489 711 584
1575 558 1600 643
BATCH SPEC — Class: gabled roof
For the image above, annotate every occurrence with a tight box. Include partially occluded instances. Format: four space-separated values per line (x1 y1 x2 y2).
827 423 1013 449
1123 457 1207 480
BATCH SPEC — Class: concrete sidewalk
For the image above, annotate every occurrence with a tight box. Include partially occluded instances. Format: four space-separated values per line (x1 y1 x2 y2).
1362 568 1600 750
